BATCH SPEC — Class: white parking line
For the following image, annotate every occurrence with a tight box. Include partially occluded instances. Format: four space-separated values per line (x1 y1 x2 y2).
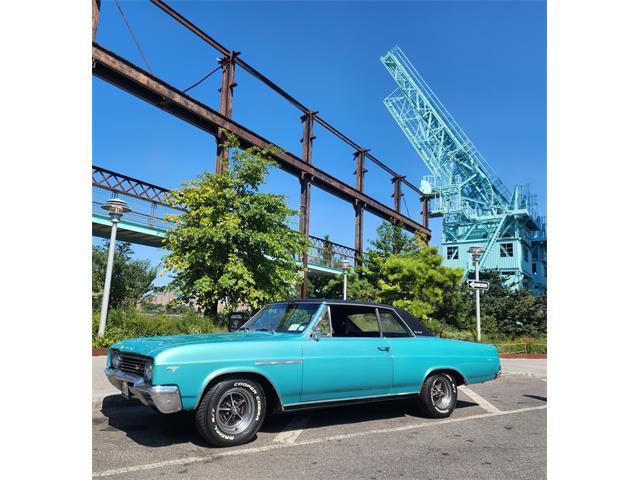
273 415 309 444
458 385 502 413
93 405 546 477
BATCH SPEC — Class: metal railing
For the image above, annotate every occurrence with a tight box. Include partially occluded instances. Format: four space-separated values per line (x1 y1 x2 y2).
308 235 357 268
93 166 357 268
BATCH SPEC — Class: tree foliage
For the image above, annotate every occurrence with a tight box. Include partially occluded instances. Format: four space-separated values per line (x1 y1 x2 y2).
468 271 547 338
163 138 306 314
376 234 465 327
360 221 417 287
306 221 546 340
92 241 157 310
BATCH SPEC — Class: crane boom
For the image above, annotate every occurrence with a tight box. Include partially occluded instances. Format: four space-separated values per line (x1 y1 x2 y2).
381 46 511 216
380 46 546 293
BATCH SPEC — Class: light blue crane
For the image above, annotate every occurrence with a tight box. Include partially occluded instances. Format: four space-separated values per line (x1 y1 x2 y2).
380 46 546 292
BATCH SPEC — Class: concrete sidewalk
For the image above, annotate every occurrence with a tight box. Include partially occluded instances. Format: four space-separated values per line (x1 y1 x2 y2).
93 355 546 409
500 358 547 377
93 356 114 409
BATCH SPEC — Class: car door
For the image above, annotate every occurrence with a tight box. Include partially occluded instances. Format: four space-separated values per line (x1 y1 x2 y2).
377 307 426 394
300 304 393 403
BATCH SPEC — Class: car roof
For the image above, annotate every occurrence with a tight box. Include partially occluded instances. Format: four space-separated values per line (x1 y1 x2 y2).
266 300 435 337
269 299 396 308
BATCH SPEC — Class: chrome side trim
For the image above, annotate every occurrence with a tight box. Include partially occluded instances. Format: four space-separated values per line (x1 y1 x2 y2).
254 360 303 365
285 391 419 408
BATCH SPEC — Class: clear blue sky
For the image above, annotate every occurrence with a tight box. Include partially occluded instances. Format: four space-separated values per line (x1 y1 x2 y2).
93 0 546 283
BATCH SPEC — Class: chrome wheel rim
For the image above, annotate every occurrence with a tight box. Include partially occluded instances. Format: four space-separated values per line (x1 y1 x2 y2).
430 377 453 410
215 388 255 435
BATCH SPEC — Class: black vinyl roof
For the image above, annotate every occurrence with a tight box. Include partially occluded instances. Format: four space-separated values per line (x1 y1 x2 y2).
269 299 435 337
271 299 395 308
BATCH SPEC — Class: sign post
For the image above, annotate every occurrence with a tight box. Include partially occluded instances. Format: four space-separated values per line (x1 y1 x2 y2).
467 246 486 342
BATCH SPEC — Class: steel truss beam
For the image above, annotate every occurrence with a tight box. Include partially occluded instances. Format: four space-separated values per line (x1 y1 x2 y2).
92 44 430 238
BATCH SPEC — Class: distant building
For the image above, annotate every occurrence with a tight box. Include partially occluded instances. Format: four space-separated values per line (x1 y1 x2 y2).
143 291 177 307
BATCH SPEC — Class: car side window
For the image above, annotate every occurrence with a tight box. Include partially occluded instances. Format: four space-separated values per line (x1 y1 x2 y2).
313 308 332 337
330 305 380 338
378 309 413 338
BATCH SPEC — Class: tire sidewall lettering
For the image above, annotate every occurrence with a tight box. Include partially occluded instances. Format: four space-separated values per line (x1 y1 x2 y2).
209 381 264 441
233 382 262 422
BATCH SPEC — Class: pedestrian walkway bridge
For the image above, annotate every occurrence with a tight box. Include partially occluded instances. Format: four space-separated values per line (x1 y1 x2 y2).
92 166 356 276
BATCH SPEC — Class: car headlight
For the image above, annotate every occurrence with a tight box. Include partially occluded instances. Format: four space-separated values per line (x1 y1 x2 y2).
111 350 121 369
144 361 153 382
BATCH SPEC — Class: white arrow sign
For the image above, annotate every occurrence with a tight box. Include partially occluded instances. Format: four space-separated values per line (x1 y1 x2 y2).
467 280 490 290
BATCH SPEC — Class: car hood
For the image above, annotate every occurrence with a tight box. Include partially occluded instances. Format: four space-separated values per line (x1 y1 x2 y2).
111 331 298 357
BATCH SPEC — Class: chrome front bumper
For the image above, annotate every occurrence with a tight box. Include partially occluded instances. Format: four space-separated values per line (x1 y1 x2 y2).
104 367 182 414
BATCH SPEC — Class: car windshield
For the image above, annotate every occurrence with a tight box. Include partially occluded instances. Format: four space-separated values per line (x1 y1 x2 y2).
241 303 321 333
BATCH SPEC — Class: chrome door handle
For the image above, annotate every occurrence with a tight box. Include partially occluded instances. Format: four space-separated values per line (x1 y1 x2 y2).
377 346 390 352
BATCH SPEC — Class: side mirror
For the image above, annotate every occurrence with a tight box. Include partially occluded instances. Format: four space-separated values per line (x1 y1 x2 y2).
310 330 320 342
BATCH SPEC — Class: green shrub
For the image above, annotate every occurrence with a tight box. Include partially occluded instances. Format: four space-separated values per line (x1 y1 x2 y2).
92 309 227 348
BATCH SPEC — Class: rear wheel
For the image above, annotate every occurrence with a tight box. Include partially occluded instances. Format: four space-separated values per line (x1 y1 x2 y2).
195 378 266 447
417 373 457 418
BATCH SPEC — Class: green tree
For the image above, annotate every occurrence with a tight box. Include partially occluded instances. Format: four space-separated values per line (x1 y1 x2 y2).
92 241 158 310
315 272 379 301
369 220 417 256
460 271 547 339
320 234 335 266
361 221 417 287
376 235 465 328
163 139 306 314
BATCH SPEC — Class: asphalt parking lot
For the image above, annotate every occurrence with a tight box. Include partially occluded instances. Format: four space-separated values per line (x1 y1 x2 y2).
92 359 546 479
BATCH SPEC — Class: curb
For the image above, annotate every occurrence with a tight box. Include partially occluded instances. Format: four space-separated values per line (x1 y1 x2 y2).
499 354 546 359
93 348 108 356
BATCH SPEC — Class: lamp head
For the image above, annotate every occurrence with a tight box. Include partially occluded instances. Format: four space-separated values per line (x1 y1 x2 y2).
467 246 485 262
101 198 131 216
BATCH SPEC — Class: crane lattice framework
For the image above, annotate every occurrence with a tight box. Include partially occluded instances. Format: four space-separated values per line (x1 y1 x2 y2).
381 46 546 292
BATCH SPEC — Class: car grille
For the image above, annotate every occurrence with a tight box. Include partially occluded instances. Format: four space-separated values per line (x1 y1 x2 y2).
119 353 148 377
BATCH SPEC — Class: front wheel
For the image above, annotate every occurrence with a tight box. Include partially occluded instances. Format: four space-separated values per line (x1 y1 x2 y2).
195 378 266 447
417 373 457 418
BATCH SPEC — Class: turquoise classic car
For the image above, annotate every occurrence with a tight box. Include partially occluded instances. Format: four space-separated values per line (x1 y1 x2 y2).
105 300 501 447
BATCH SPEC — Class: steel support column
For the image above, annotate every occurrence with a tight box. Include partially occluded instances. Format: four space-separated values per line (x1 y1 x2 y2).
421 195 430 239
92 44 431 237
392 175 405 213
216 51 238 173
298 112 315 299
92 0 101 42
354 149 368 265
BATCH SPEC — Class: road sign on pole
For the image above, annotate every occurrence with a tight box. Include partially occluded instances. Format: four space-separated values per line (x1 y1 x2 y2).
467 246 486 343
466 280 490 290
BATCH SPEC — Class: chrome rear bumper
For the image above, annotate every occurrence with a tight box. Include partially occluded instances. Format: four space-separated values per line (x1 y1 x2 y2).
104 367 182 414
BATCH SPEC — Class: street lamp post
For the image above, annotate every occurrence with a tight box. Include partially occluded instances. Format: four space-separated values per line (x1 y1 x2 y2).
98 198 131 337
468 246 485 343
340 260 351 300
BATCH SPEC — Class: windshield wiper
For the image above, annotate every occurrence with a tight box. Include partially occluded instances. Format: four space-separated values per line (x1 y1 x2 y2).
236 327 251 332
256 328 276 334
